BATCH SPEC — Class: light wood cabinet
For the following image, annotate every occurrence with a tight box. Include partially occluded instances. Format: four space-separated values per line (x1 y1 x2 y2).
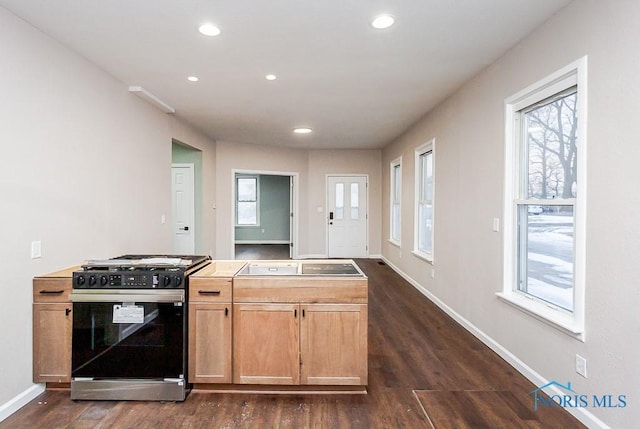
233 303 300 384
33 275 73 383
233 302 367 386
188 271 237 384
232 275 368 387
300 304 367 385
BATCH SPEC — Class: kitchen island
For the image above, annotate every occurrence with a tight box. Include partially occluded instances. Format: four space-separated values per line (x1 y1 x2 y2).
190 259 368 393
33 259 368 394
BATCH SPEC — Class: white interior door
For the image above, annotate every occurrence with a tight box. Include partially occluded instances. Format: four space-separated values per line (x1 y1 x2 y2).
172 164 195 254
327 176 367 258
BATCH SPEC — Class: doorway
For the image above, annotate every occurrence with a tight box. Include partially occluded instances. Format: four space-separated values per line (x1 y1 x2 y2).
327 175 368 258
232 170 298 260
171 140 202 254
171 164 195 254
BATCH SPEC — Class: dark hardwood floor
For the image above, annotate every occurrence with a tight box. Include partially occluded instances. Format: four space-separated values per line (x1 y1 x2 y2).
235 244 291 260
2 259 585 428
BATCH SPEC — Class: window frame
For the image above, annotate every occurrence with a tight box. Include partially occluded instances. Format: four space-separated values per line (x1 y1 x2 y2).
413 139 435 262
235 175 260 227
389 157 402 246
499 57 587 341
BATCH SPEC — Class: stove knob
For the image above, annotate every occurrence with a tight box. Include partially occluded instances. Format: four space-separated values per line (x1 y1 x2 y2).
174 276 182 287
76 275 85 286
89 276 97 286
163 275 171 287
100 275 108 286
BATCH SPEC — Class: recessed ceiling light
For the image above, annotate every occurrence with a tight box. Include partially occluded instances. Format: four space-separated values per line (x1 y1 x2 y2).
371 14 395 29
293 127 312 134
198 23 221 36
187 76 199 82
265 74 277 81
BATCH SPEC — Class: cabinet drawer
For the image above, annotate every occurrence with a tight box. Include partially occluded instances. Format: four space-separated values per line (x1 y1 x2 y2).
189 278 232 302
33 278 72 303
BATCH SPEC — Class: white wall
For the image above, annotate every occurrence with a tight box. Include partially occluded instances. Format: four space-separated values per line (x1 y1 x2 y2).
215 141 382 259
307 150 382 257
0 7 216 413
382 1 639 427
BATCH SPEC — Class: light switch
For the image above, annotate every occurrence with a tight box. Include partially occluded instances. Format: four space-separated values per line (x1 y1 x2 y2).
31 241 42 259
492 218 500 232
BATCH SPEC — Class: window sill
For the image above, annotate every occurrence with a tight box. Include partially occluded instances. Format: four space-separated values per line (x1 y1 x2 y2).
388 239 401 248
411 250 433 264
496 292 584 342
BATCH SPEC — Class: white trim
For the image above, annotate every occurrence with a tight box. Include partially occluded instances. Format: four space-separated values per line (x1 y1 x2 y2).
0 384 45 422
171 163 196 254
414 139 435 262
128 86 175 113
411 250 433 264
235 174 260 227
502 56 587 338
325 174 370 258
296 253 327 259
496 292 584 340
380 256 609 429
231 169 299 260
234 240 290 245
387 238 401 248
389 157 402 244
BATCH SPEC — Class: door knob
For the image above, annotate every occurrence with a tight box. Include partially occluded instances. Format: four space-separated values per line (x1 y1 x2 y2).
179 226 189 231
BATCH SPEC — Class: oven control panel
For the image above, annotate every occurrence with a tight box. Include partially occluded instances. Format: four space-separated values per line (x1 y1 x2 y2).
73 270 185 289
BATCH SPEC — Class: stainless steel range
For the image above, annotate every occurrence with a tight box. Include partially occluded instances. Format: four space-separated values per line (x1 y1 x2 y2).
69 254 210 401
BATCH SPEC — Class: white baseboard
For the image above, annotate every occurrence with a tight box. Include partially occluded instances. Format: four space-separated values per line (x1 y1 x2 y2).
235 240 290 245
0 384 45 423
294 254 381 260
380 256 610 429
295 254 327 260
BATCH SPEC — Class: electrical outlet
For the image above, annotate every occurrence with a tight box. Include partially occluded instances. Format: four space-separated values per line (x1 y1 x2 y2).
576 354 587 378
492 218 500 232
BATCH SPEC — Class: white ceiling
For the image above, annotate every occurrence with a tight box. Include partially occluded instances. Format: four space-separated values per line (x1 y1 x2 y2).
1 0 571 149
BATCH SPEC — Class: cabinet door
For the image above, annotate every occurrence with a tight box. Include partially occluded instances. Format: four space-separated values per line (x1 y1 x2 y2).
233 303 299 385
188 303 232 383
300 304 367 385
33 303 72 383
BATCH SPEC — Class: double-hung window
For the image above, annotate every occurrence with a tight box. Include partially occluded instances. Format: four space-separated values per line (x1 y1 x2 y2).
390 158 402 245
414 140 434 261
236 175 259 226
501 57 587 339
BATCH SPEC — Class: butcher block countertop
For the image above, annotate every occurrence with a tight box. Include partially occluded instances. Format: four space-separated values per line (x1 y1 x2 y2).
34 266 81 278
190 260 247 278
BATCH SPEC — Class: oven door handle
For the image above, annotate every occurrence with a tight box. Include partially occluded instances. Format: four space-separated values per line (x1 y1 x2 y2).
70 291 184 303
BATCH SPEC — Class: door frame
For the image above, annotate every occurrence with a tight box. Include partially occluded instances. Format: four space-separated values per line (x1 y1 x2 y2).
325 174 369 258
231 169 299 259
171 163 195 254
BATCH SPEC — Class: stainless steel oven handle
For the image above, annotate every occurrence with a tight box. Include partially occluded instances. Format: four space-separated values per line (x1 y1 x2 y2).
70 290 184 303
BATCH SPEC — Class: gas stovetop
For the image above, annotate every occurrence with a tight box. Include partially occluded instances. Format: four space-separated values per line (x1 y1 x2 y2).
73 254 211 289
81 254 209 270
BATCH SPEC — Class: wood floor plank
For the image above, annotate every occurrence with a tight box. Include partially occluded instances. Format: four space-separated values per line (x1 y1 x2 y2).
414 390 585 429
1 259 585 428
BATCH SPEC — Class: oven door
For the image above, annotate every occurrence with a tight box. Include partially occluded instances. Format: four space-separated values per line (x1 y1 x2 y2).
69 289 187 400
